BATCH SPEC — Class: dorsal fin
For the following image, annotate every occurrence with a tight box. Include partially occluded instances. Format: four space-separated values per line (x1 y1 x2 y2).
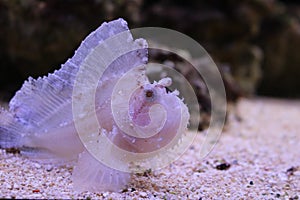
8 18 148 129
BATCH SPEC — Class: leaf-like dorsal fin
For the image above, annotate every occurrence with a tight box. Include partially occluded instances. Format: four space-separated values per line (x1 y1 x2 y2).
8 18 148 128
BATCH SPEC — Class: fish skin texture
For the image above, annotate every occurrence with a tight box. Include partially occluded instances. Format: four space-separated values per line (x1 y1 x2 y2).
0 18 190 192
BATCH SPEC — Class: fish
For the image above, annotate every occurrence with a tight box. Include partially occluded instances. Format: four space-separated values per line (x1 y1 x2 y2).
0 18 190 192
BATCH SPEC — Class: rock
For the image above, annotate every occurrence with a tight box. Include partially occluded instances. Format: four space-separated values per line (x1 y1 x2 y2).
141 0 300 97
1 0 300 101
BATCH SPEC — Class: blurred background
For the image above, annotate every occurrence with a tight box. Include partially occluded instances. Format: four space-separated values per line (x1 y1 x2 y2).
0 0 300 103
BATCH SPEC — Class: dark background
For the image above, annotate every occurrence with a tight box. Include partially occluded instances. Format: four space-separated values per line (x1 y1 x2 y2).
0 0 300 101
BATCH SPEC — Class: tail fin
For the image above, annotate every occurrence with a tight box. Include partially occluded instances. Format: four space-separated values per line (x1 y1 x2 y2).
0 108 22 148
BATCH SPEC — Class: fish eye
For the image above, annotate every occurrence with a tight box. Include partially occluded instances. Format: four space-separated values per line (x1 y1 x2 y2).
144 89 157 102
145 90 154 98
143 87 158 102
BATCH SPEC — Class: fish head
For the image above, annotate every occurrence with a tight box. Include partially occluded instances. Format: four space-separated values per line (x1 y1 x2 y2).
119 77 190 153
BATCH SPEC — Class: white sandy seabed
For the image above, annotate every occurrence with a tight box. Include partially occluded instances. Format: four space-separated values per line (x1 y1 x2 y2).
0 98 299 199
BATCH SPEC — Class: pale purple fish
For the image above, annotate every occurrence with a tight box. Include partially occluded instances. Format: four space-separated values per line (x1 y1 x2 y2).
0 18 190 192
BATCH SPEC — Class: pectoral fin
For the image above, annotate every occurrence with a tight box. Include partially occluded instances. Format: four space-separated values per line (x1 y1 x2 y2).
72 150 130 192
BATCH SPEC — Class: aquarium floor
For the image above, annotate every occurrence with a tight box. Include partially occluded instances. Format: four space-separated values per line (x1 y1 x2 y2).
0 98 299 199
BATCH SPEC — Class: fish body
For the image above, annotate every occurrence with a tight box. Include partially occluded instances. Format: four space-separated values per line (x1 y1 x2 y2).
0 18 189 192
